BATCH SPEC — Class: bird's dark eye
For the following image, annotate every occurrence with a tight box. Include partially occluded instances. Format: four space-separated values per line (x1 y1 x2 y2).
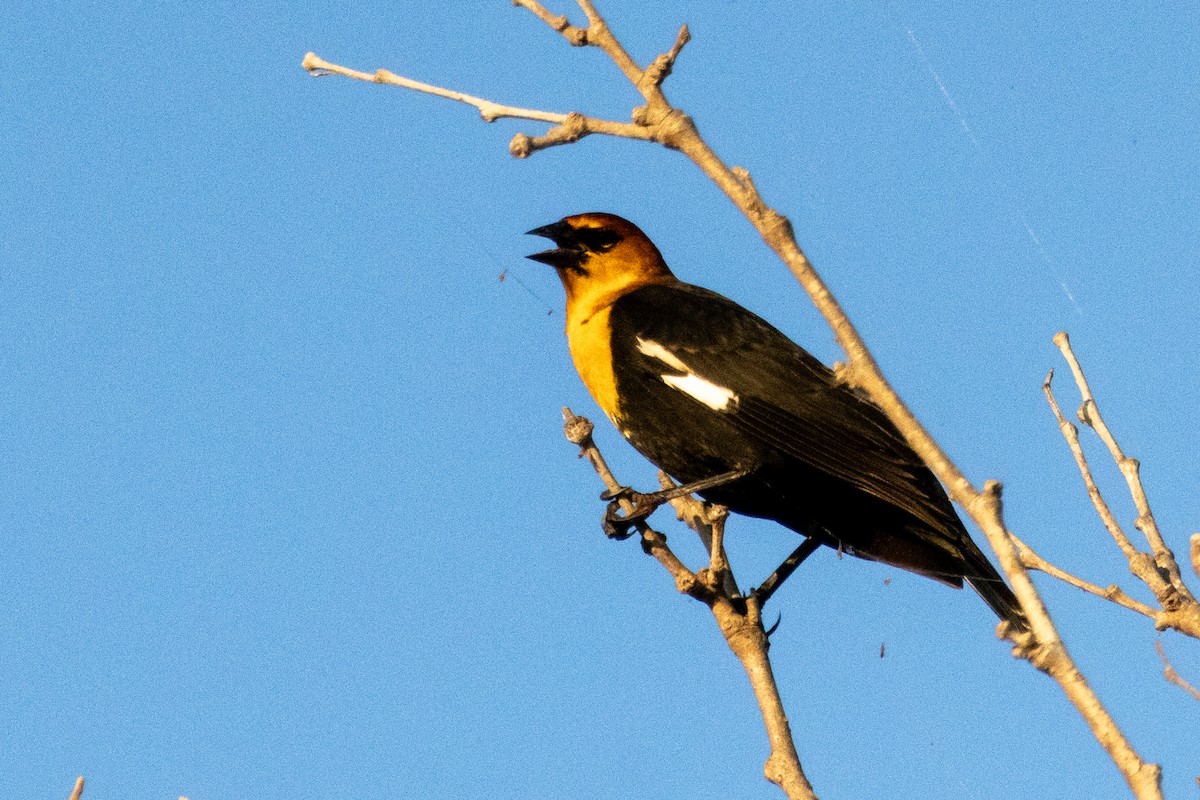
575 227 622 253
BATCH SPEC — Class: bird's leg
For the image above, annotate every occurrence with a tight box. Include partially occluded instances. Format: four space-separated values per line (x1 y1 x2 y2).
601 468 750 539
752 536 822 607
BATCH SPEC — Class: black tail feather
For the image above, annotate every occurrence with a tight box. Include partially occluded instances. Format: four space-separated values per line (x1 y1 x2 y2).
963 548 1027 631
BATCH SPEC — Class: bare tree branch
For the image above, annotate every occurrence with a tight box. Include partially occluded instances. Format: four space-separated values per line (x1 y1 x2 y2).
660 473 741 596
302 52 568 124
511 0 586 43
1043 368 1145 564
1054 333 1190 602
1011 532 1159 618
644 25 691 90
67 777 84 800
1043 337 1200 640
303 5 1171 797
564 408 818 800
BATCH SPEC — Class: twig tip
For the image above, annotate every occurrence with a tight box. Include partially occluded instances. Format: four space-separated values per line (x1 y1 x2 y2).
509 133 534 158
302 51 328 75
563 407 594 445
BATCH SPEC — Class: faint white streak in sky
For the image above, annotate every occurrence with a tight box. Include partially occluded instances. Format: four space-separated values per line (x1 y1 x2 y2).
900 19 1083 316
904 26 979 147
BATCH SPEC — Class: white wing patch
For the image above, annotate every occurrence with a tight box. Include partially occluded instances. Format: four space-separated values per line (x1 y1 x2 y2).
635 337 688 371
636 337 738 412
662 373 737 411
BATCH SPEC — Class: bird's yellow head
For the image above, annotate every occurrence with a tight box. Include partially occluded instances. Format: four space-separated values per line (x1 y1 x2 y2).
527 213 676 323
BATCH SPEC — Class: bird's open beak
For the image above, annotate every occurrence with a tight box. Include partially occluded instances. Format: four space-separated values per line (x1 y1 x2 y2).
526 221 585 271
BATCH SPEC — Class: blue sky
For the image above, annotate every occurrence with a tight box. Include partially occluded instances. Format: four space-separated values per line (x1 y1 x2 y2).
3 2 1198 798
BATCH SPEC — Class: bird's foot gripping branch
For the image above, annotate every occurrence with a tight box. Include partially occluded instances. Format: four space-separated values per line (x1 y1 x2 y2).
562 406 817 800
569 405 816 607
599 467 750 540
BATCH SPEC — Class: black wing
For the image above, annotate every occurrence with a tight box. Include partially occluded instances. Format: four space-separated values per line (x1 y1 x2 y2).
610 282 959 538
608 282 1026 627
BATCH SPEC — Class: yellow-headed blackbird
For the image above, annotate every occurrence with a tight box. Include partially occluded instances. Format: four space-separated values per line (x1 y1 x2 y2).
528 212 1025 628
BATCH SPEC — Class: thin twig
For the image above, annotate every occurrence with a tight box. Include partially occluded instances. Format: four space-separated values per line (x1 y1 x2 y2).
511 0 586 43
302 52 567 124
728 593 816 800
302 51 660 157
569 0 652 97
565 408 712 597
68 777 84 800
1154 640 1200 702
1010 533 1158 618
660 473 740 597
1046 339 1200 639
1043 370 1145 563
564 409 817 800
643 25 690 90
1054 332 1196 605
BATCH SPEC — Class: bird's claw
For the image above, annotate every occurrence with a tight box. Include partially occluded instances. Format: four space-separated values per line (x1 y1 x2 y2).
602 506 636 540
601 492 660 540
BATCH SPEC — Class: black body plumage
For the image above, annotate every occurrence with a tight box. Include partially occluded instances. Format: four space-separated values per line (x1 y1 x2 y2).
529 213 1025 629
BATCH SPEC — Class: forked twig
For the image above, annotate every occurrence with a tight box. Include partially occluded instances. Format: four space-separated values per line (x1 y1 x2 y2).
1055 333 1186 594
563 408 817 799
1041 336 1200 639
